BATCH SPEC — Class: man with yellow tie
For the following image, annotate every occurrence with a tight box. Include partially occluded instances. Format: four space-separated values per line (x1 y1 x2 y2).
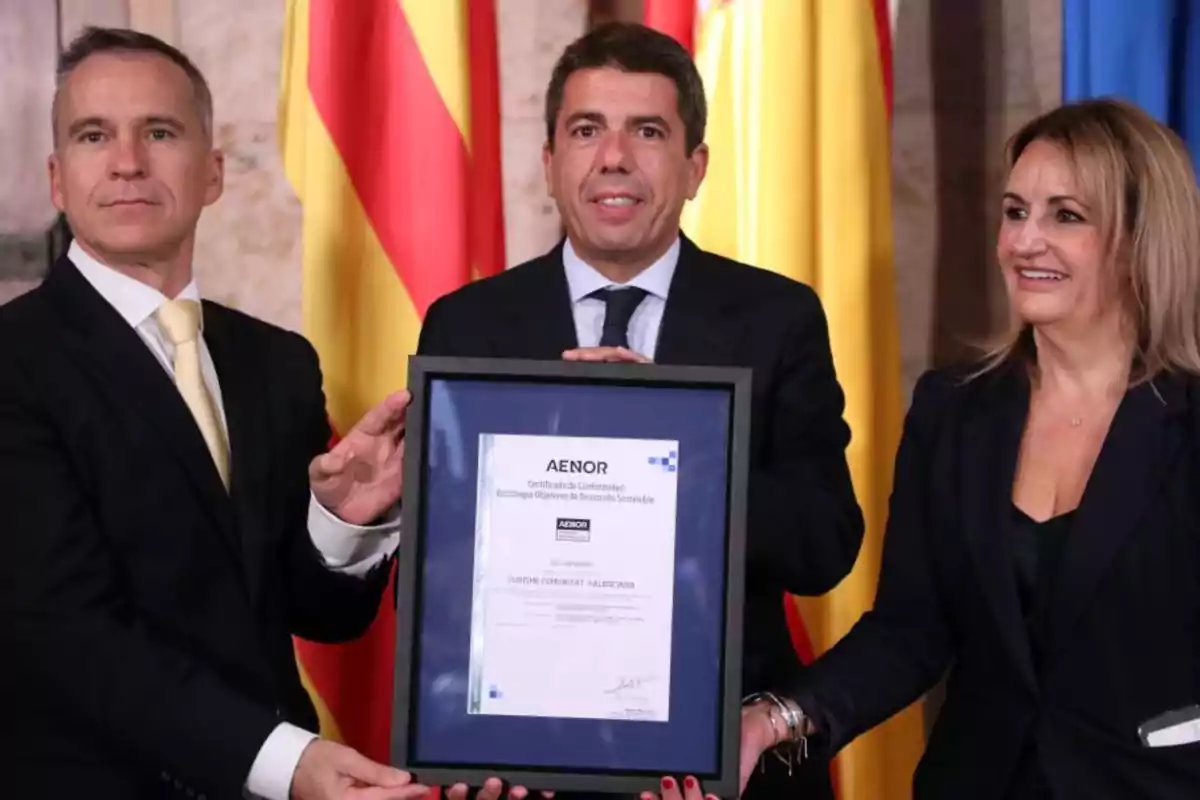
0 26 427 800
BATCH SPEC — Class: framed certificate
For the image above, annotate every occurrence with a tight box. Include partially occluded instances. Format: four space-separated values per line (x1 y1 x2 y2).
391 356 751 796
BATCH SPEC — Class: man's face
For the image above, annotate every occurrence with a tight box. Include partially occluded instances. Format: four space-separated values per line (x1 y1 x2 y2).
49 51 222 264
543 67 707 269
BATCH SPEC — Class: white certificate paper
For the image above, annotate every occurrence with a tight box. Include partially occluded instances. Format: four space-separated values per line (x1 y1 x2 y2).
467 433 679 722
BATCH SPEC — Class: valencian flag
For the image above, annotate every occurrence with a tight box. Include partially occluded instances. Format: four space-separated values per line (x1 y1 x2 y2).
1063 0 1200 164
279 0 504 769
644 1 923 798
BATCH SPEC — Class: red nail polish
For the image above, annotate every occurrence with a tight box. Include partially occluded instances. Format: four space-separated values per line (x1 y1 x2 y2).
684 777 696 790
661 777 675 790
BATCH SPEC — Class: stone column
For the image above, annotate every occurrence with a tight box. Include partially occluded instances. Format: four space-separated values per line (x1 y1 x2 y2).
498 0 591 267
0 0 60 304
177 0 302 330
58 0 130 47
128 0 179 45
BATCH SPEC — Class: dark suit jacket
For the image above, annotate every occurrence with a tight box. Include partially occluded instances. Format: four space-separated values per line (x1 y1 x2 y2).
793 363 1200 799
0 258 393 800
417 236 864 795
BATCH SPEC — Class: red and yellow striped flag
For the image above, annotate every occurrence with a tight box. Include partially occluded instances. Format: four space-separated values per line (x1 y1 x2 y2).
279 0 504 765
645 2 920 798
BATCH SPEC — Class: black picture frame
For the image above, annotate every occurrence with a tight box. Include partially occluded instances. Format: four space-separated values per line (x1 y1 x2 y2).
391 355 752 796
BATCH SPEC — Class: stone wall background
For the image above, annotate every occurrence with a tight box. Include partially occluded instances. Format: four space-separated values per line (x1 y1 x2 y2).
1 0 1060 396
0 0 59 304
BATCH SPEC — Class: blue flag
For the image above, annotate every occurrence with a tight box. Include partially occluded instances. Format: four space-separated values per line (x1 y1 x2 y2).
1063 0 1200 165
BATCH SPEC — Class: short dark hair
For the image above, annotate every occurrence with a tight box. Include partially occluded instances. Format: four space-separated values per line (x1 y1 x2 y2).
544 22 707 154
52 26 214 144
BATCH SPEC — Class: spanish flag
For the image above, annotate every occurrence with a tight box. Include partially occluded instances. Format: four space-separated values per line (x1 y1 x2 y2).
645 2 921 797
279 0 504 766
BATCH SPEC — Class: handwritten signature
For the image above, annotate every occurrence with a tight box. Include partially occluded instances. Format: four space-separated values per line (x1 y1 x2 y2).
604 675 658 694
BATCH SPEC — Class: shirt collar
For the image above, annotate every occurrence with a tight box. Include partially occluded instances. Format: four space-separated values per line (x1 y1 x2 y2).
68 240 203 330
562 236 680 304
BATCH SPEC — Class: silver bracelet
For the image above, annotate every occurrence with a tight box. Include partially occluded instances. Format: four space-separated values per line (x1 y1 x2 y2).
741 692 811 776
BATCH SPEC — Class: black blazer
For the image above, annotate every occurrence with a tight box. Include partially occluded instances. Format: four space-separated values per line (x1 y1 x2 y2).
793 364 1200 799
0 259 393 800
417 236 864 795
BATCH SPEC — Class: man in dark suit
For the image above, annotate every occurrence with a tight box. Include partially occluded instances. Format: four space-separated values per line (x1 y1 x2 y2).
0 27 427 800
426 23 863 800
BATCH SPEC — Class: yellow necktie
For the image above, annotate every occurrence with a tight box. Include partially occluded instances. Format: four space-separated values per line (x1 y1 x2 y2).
156 298 230 489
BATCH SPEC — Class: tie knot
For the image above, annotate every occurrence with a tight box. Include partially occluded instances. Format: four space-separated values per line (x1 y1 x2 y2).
593 287 649 349
156 298 202 346
597 286 648 324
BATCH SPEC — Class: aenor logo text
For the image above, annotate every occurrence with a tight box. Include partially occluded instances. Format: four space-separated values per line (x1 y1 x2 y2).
545 459 608 474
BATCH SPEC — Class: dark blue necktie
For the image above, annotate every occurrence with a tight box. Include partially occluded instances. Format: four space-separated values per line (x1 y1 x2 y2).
595 287 649 349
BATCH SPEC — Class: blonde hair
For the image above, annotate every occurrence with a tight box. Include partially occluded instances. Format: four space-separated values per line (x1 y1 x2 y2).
974 98 1200 383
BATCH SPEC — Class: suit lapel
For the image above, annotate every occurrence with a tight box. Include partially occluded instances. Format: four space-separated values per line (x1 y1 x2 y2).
1045 377 1183 651
655 237 738 365
960 368 1037 687
204 304 272 606
43 260 241 560
501 244 579 359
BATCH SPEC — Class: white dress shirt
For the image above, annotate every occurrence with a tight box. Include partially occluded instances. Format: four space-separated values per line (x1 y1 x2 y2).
561 236 679 359
67 241 400 800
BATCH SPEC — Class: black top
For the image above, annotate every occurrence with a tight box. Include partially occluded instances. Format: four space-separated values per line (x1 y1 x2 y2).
1012 504 1074 668
1009 503 1075 799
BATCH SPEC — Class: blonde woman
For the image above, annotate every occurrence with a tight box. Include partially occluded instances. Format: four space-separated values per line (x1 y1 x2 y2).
654 98 1200 799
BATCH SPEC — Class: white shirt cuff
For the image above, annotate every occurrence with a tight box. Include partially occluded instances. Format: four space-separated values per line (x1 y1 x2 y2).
244 722 316 800
307 493 401 578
